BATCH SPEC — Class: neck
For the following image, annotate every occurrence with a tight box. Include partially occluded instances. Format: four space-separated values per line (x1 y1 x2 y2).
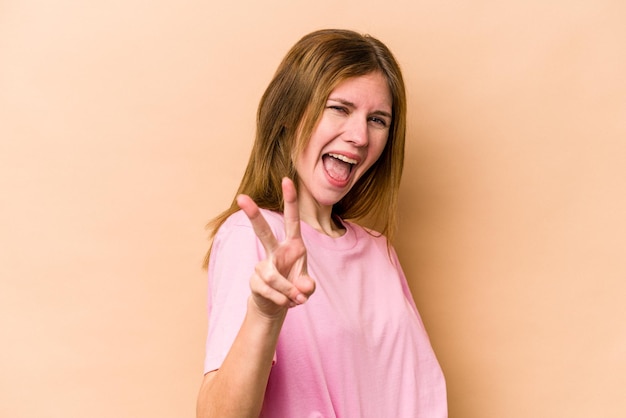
297 200 345 238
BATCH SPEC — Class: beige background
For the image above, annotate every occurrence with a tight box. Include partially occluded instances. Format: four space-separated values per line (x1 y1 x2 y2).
1 0 625 417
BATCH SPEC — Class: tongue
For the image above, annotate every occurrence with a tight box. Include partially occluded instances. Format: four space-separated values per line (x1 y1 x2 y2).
323 155 351 182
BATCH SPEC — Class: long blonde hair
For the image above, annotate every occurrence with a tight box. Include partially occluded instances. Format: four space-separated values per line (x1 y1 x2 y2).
203 29 407 268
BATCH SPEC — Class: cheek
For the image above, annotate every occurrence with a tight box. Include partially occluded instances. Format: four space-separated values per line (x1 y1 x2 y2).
361 142 387 175
370 135 388 163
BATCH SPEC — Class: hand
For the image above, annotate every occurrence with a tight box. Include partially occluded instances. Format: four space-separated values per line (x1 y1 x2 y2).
236 177 316 319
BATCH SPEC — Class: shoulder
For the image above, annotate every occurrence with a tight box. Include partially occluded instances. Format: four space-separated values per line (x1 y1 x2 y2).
344 219 389 246
343 219 405 265
208 210 280 271
215 209 285 241
213 210 253 241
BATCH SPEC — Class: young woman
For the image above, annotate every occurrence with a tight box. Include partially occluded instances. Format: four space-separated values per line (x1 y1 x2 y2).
197 29 447 418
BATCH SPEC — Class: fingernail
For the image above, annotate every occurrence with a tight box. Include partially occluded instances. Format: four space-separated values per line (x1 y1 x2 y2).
296 294 307 304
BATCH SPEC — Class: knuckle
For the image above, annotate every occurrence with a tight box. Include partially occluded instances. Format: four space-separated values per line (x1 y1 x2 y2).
260 286 274 300
255 260 274 278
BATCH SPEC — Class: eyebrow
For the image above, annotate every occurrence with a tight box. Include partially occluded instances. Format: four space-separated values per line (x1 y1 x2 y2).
328 97 392 119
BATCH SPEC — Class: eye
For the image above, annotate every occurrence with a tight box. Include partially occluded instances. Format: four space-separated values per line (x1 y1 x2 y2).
369 116 388 127
327 105 348 114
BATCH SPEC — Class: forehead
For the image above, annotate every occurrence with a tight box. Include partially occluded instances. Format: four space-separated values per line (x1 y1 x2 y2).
327 72 392 111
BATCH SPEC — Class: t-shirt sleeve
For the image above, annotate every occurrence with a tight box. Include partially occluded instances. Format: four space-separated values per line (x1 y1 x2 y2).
203 213 266 374
389 244 428 330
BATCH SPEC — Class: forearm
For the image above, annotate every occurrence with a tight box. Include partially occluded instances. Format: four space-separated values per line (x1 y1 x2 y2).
196 297 286 418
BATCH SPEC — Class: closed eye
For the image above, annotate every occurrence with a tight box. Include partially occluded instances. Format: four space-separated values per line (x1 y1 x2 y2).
328 105 348 114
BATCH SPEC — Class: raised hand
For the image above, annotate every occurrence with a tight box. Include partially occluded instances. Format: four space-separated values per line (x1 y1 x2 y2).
236 177 316 319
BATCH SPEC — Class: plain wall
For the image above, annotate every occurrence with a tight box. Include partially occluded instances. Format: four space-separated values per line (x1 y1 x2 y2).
1 1 625 417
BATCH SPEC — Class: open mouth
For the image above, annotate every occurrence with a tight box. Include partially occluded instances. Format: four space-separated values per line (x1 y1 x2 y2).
322 153 357 183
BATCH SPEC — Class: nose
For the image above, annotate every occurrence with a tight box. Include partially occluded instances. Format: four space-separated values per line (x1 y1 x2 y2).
344 116 369 147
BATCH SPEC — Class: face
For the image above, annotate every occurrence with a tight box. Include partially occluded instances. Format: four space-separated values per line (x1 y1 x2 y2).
295 71 392 213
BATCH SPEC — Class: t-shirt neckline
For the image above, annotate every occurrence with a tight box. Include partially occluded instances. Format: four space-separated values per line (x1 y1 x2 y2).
299 216 358 250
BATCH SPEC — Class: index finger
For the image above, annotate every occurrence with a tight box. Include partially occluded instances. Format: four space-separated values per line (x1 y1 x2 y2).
281 177 301 240
237 194 279 254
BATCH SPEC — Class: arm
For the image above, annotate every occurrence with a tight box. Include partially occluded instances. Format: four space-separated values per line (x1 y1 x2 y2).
196 299 286 418
196 178 315 418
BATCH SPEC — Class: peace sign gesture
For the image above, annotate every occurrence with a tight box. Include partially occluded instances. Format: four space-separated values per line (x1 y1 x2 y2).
236 177 316 319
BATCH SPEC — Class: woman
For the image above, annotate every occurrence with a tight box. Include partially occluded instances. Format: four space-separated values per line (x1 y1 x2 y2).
197 29 447 417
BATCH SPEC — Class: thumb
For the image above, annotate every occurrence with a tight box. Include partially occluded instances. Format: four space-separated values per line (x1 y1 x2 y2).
294 273 315 298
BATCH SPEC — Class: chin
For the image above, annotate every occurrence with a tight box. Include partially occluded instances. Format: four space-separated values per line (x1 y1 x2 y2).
317 192 348 208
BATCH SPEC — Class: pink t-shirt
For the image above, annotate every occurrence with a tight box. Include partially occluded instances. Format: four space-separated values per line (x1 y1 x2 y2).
204 209 447 417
